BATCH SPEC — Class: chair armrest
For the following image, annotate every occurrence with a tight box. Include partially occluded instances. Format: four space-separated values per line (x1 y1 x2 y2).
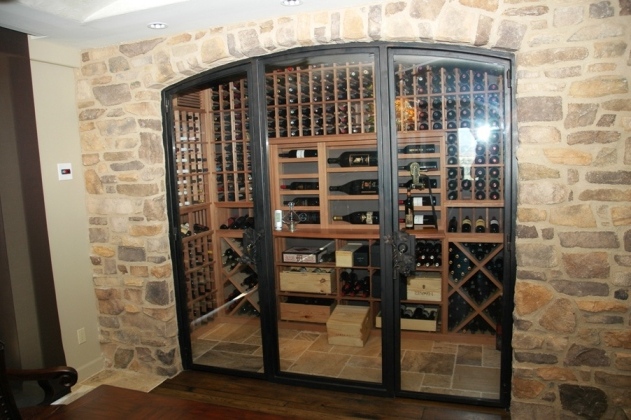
7 366 78 405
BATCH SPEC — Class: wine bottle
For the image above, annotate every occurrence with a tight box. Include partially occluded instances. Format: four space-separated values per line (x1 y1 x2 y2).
475 216 486 233
397 161 439 171
243 216 255 228
404 190 414 229
399 178 438 189
296 211 321 224
398 144 436 154
280 181 319 190
461 216 472 232
332 211 379 225
414 214 436 226
490 217 500 233
461 179 472 191
448 216 458 232
328 151 378 167
229 215 247 229
283 197 320 206
329 179 378 195
180 223 193 236
279 149 317 158
193 223 209 233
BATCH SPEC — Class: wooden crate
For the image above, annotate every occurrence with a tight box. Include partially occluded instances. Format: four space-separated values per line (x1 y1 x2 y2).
335 243 363 267
326 305 371 347
407 272 441 302
376 314 437 332
279 301 335 324
279 269 335 294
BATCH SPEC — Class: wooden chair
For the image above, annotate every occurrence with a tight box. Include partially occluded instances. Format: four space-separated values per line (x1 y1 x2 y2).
0 341 78 420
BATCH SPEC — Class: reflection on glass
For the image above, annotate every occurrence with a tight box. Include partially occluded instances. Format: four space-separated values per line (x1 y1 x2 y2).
394 55 506 399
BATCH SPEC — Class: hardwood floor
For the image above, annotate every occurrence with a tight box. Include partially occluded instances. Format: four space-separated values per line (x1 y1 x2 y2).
151 370 510 419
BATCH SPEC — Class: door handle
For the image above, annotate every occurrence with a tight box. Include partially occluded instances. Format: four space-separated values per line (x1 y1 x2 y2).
385 230 415 277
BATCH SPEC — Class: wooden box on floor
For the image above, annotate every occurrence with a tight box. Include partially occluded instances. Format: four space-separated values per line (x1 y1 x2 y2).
279 301 335 324
279 269 335 294
326 305 370 347
406 272 442 302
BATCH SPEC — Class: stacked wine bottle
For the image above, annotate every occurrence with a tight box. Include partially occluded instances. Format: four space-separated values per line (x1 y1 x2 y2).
415 240 442 268
340 270 370 297
394 64 501 132
215 141 252 203
266 62 376 138
219 215 255 230
190 295 215 323
445 131 502 202
175 110 208 207
448 244 472 283
400 304 437 320
209 79 252 204
185 234 213 269
222 248 240 272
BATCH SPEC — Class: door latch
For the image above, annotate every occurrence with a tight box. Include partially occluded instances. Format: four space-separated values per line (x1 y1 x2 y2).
385 230 416 277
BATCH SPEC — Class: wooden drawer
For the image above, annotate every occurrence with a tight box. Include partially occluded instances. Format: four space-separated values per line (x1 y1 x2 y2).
279 301 335 324
279 269 335 294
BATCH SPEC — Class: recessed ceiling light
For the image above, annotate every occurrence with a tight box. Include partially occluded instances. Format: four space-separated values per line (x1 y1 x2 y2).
148 22 168 30
281 0 302 6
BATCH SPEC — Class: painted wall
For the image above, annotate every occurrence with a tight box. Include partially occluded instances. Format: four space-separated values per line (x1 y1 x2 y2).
29 39 103 381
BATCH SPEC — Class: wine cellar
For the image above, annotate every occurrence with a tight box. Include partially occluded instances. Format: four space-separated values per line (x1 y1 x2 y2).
165 44 514 405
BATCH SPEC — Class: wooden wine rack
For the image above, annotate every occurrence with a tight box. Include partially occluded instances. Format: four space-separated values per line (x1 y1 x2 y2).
171 55 507 344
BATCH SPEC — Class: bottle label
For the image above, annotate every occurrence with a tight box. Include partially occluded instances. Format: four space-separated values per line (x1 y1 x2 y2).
413 196 434 207
359 180 378 193
347 153 375 166
274 210 283 231
366 211 374 224
414 215 428 225
296 150 306 158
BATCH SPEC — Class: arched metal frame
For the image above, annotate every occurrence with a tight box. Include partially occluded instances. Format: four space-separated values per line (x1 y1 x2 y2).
162 42 516 408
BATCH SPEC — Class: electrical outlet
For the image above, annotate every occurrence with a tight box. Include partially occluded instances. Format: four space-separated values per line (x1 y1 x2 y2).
77 327 86 344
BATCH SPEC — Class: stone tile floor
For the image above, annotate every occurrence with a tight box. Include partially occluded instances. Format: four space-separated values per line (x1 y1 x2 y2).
55 368 167 405
193 320 501 399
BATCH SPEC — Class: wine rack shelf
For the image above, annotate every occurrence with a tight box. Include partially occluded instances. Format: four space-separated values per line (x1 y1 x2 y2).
274 236 380 328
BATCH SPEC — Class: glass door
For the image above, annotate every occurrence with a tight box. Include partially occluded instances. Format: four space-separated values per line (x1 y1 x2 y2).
169 68 266 373
264 52 384 384
391 53 511 401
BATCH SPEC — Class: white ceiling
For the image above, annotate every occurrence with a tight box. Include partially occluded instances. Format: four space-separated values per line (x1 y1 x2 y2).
0 0 377 49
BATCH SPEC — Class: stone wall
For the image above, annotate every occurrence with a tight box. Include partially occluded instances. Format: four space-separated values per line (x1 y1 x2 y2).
75 0 630 416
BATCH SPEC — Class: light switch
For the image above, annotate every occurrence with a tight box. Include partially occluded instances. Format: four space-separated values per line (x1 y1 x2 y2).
58 163 73 181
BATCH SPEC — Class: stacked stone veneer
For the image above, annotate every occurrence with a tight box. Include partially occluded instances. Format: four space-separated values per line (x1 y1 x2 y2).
76 0 630 417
